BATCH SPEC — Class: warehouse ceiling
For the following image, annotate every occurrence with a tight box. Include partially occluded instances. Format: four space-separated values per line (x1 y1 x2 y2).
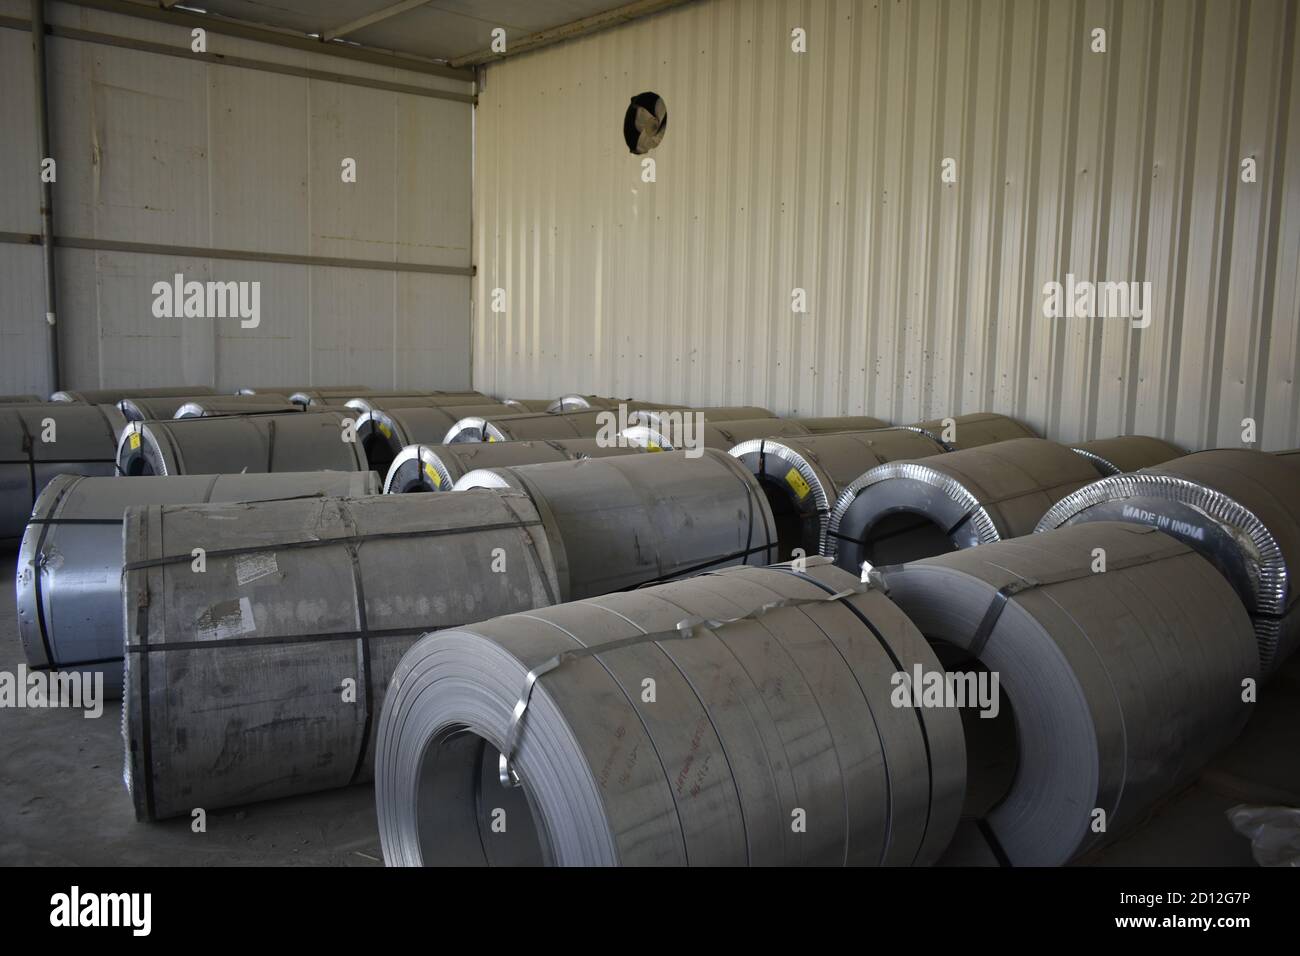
187 0 657 66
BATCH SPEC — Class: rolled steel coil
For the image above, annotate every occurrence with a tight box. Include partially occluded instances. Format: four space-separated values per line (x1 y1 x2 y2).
503 398 556 412
0 394 42 404
1067 435 1186 476
544 394 628 412
376 558 965 866
1036 448 1300 672
619 418 811 452
353 404 520 474
121 393 294 421
1 403 125 541
452 448 778 596
122 489 563 820
730 429 947 559
346 395 514 415
445 410 611 443
116 411 368 476
827 437 1098 573
790 416 891 433
630 405 775 428
174 399 302 418
906 412 1037 451
880 522 1258 866
16 471 379 697
384 438 645 493
52 385 216 404
292 389 488 408
236 384 366 396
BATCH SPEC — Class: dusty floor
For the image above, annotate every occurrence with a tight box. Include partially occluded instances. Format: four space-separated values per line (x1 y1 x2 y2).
1 547 1295 867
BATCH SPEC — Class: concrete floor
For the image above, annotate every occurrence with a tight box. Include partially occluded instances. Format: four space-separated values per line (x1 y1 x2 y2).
1 547 1296 866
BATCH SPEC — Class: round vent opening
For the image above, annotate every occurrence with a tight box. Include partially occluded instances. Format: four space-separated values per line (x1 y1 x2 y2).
623 91 667 154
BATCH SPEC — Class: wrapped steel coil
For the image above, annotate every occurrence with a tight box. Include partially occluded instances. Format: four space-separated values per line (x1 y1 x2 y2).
631 406 776 428
880 522 1258 866
174 399 302 418
544 394 628 412
729 429 947 559
0 394 42 404
116 411 368 476
1036 449 1300 672
1067 436 1186 476
451 449 777 596
346 396 514 415
122 490 563 821
16 471 379 697
445 410 610 443
236 384 366 396
384 438 645 493
292 389 488 408
353 404 521 474
906 412 1037 451
376 558 965 866
121 393 294 422
503 398 556 412
620 418 811 453
790 416 891 433
1 403 125 541
828 437 1098 572
51 385 216 404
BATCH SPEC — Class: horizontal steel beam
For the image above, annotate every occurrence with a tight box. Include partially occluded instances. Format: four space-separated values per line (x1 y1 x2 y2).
0 232 473 277
324 0 432 42
0 15 474 103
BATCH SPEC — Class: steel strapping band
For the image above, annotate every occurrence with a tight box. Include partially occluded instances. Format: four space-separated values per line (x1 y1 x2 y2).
498 582 868 788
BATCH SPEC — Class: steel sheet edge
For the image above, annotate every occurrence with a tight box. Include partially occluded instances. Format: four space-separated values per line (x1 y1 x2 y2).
16 471 380 698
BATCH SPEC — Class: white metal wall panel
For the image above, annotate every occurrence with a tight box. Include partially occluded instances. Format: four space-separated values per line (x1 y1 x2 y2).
0 0 472 396
474 0 1300 450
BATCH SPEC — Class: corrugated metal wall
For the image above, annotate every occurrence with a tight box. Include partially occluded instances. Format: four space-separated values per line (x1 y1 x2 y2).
474 0 1300 450
0 0 473 396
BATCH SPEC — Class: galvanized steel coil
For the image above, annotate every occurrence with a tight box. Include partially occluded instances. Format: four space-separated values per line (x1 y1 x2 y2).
880 522 1258 866
345 395 514 415
51 386 217 404
789 416 891 434
730 429 947 559
1036 449 1300 672
16 471 379 698
0 403 125 541
292 389 488 408
116 411 369 476
121 393 295 422
445 410 610 443
173 399 302 418
502 398 556 412
906 412 1037 451
375 558 965 866
383 438 645 493
236 384 366 396
451 448 778 597
122 489 563 821
353 404 521 474
619 418 812 452
1067 435 1186 476
827 437 1098 572
630 405 776 429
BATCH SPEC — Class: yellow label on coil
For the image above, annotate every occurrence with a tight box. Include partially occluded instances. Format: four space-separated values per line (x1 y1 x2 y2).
785 467 811 500
488 435 497 443
378 423 392 438
129 433 141 450
423 462 442 488
647 442 661 452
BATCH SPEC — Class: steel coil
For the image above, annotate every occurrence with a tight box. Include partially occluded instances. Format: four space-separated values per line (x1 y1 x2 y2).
174 399 302 419
122 489 563 820
120 393 294 421
1036 448 1300 672
1067 435 1186 476
790 416 891 433
116 411 369 476
237 384 366 396
353 404 521 474
384 438 645 493
376 558 965 866
631 405 775 428
293 389 488 408
544 394 627 412
445 410 609 443
730 429 947 559
451 448 778 596
51 386 216 404
827 437 1098 572
16 471 379 697
503 398 556 412
346 396 513 415
0 394 42 404
1 403 125 541
880 522 1258 866
1275 449 1300 467
619 418 811 452
906 412 1037 450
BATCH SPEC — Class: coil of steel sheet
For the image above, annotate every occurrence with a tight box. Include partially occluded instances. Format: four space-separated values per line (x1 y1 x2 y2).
905 412 1037 451
827 437 1098 573
122 489 563 821
544 394 629 412
789 416 891 433
51 386 217 404
352 404 520 474
630 405 776 429
345 395 514 415
173 399 302 418
236 384 366 396
383 437 646 493
16 471 379 698
291 389 488 408
880 522 1258 866
120 393 295 422
445 409 611 443
1067 436 1186 476
0 403 125 541
619 418 811 452
730 429 947 559
375 558 964 866
115 411 368 476
1037 448 1300 672
451 448 778 596
502 398 556 412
